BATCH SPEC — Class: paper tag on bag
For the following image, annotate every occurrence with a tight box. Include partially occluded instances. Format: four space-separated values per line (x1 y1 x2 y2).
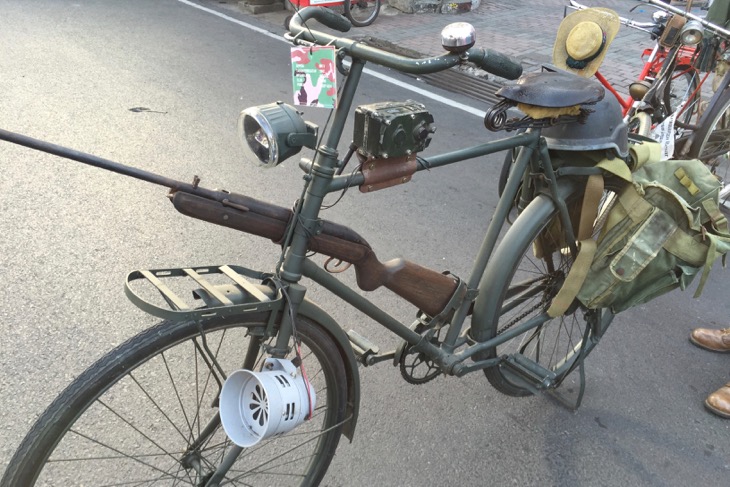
291 46 337 109
650 101 686 160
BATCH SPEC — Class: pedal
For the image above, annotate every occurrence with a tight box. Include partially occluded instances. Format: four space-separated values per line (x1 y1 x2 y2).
500 354 558 390
347 330 380 364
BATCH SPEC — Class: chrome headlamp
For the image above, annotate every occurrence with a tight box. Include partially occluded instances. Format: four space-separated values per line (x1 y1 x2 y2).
238 102 318 168
680 20 704 46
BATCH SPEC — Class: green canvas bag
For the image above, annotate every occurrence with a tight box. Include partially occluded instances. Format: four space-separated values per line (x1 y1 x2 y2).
548 150 730 315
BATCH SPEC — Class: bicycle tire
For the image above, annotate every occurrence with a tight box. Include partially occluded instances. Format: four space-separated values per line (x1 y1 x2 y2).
344 0 380 27
688 86 730 204
1 313 348 486
497 128 527 197
497 147 517 197
664 64 701 126
480 192 614 397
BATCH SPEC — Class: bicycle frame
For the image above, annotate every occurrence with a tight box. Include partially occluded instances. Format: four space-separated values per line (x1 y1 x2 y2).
269 52 560 375
251 14 610 379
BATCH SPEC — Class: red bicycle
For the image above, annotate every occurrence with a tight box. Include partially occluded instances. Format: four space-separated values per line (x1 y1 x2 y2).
598 46 701 118
498 1 707 194
571 1 705 131
288 0 380 27
570 0 730 206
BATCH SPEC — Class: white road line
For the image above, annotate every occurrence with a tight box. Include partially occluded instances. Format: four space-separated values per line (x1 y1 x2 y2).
175 0 487 118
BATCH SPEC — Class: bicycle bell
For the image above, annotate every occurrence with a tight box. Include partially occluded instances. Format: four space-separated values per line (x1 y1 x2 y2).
441 22 476 53
652 11 669 24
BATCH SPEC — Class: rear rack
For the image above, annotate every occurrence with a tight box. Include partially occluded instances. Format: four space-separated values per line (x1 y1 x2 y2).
125 264 281 321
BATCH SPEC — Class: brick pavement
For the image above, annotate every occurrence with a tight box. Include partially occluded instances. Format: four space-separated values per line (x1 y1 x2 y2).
250 0 710 95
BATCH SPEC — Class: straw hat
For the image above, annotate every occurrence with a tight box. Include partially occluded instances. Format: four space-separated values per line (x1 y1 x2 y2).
553 7 620 78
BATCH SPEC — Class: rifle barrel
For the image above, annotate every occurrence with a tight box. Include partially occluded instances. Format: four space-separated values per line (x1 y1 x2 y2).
0 127 216 198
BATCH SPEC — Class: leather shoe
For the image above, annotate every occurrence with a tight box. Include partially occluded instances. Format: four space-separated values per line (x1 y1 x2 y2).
705 383 730 419
689 327 730 352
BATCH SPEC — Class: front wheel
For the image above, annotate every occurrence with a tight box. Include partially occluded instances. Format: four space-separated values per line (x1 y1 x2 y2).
344 0 381 27
479 192 614 397
1 314 348 486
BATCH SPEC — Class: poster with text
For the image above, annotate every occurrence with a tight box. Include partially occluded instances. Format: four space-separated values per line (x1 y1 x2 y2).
291 46 337 109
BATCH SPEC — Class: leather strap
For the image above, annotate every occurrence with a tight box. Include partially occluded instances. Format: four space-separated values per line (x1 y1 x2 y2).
547 240 597 318
578 174 604 241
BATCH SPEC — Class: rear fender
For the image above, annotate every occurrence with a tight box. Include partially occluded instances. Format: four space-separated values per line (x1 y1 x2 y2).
471 178 580 342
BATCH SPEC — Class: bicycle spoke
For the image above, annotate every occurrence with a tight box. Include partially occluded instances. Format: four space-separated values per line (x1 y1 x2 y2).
230 417 350 484
189 331 227 445
48 451 187 463
64 429 187 482
161 351 196 443
96 398 184 465
129 372 192 445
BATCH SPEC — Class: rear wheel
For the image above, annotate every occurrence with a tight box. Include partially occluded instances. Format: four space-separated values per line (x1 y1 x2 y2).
344 0 380 27
498 146 518 197
497 128 528 198
480 192 614 397
1 314 348 486
688 88 730 207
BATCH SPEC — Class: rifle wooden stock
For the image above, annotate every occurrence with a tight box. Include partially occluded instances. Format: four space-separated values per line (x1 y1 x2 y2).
171 191 458 316
171 191 290 242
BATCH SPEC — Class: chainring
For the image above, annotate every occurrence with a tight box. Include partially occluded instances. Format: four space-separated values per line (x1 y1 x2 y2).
398 323 446 385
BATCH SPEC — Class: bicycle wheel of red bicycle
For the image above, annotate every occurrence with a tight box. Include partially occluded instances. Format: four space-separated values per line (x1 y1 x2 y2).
664 64 701 125
344 0 380 27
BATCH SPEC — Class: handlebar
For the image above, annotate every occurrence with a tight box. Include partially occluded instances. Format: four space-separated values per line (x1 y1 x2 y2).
639 0 730 40
570 0 730 40
287 7 523 80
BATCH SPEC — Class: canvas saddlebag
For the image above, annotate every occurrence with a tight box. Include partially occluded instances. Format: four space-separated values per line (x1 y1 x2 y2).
548 151 730 316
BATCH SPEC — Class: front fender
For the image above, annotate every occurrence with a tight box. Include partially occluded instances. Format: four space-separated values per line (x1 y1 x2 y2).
299 299 360 441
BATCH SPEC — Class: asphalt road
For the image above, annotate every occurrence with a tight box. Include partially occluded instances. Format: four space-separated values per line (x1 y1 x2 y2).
0 0 729 485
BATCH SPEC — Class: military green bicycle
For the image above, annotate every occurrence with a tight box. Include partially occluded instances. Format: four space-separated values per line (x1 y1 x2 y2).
2 7 639 487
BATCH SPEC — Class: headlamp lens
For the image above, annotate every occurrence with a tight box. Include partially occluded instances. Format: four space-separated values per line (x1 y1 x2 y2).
681 21 704 46
238 102 315 168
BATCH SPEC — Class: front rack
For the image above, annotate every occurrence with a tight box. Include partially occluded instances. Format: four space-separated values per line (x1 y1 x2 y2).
125 264 281 321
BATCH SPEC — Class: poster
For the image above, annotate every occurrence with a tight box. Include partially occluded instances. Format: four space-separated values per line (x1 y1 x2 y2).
291 46 337 109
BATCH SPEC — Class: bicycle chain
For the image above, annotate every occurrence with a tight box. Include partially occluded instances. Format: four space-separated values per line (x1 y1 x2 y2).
495 275 553 336
496 299 546 336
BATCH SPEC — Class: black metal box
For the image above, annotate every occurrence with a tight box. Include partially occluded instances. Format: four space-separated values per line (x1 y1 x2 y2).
353 100 435 159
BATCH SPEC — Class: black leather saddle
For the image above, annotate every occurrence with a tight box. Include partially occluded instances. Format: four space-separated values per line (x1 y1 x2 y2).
496 70 605 108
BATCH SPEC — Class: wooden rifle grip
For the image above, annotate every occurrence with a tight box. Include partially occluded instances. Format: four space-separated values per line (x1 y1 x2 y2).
353 257 457 317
